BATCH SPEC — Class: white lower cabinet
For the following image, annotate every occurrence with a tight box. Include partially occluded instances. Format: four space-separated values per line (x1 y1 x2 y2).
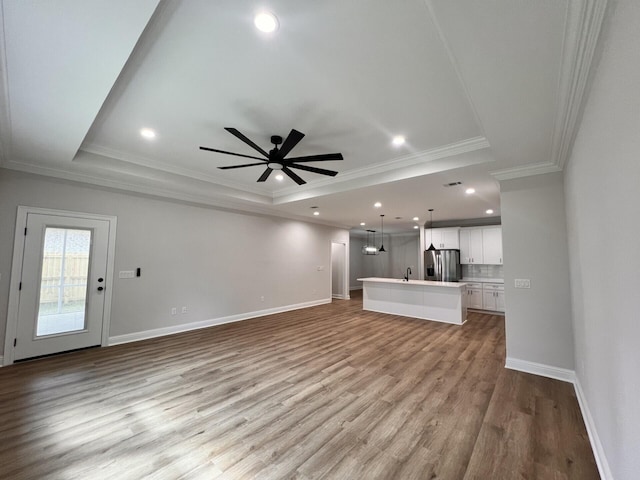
482 283 505 312
465 282 483 309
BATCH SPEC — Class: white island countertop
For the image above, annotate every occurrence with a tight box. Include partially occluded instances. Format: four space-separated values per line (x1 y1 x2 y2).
357 277 466 288
358 277 468 325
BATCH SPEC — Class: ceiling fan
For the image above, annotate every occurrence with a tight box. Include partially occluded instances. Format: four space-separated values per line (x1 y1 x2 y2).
200 128 343 185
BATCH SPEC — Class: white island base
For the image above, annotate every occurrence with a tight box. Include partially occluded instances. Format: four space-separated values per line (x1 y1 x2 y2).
358 277 468 325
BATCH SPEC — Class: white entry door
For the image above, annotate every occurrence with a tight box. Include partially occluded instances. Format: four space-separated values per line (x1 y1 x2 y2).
13 212 112 361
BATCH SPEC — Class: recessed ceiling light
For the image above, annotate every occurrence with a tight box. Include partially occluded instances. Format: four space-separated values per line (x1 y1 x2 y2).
140 128 156 139
374 202 382 208
486 209 494 214
275 173 284 181
465 188 476 195
413 225 419 229
254 11 279 33
360 222 365 226
392 135 406 146
313 211 320 216
413 216 419 221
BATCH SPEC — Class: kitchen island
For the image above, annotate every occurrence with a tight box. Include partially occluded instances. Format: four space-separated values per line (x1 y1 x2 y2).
357 277 468 325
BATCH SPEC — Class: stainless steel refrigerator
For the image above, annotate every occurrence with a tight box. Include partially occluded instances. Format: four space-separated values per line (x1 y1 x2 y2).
424 249 461 282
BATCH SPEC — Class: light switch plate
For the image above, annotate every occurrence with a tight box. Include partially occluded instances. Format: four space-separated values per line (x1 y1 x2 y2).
515 279 531 289
119 270 135 279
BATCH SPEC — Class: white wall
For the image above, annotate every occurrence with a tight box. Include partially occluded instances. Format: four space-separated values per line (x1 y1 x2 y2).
564 0 640 477
499 172 574 371
0 170 349 353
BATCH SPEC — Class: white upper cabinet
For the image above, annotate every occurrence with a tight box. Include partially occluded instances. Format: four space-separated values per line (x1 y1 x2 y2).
425 227 460 250
460 226 503 265
459 228 483 264
482 227 503 265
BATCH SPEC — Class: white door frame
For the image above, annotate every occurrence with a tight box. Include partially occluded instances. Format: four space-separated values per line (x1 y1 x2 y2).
3 206 117 366
330 242 349 300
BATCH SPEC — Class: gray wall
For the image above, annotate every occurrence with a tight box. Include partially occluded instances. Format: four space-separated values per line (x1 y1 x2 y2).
499 172 574 370
0 170 349 353
349 233 419 288
564 0 640 477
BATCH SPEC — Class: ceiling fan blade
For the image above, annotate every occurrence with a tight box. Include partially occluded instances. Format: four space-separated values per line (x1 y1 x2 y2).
282 166 306 185
284 153 344 163
225 127 270 157
200 146 266 161
257 167 273 182
288 163 338 177
217 162 267 170
278 129 305 159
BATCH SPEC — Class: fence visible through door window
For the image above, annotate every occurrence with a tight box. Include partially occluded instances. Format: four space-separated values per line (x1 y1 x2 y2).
36 227 92 336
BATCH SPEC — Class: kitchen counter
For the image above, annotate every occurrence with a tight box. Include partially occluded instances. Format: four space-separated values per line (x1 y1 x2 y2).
357 277 467 325
358 277 467 288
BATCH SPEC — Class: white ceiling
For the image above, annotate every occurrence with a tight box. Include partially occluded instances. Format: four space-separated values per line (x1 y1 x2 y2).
0 0 604 233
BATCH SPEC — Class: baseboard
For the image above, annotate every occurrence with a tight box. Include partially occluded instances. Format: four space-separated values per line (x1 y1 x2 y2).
349 286 362 291
109 298 332 346
0 356 3 367
332 294 345 299
574 376 613 480
505 357 576 383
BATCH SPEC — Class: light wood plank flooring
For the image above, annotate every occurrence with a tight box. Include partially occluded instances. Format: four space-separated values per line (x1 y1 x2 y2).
0 291 599 479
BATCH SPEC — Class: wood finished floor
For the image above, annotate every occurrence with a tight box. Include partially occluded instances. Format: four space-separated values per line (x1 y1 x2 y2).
0 291 599 480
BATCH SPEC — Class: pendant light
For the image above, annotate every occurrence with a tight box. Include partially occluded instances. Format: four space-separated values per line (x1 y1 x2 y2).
427 208 437 251
362 229 379 255
379 214 386 252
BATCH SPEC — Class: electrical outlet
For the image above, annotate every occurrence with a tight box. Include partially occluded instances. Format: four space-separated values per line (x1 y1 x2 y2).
514 279 531 289
181 306 188 314
317 266 324 271
260 296 265 302
171 307 177 315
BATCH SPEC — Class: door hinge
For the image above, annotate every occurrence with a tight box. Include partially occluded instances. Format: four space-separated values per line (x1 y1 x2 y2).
24 227 27 235
14 338 16 347
19 282 22 291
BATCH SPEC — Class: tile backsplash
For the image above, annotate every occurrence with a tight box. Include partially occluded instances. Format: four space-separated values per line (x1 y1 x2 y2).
462 264 504 279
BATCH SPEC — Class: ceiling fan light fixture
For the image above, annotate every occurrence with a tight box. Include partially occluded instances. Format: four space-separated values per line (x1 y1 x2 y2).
275 173 284 181
254 12 279 33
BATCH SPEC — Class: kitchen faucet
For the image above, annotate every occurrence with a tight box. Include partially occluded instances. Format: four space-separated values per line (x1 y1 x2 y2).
404 267 412 281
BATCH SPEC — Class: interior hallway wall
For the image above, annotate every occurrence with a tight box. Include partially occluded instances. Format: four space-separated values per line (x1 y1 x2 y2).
564 0 640 477
499 172 574 371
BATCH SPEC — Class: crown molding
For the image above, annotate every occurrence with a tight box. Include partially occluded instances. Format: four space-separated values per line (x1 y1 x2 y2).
1 162 353 230
551 0 608 169
80 143 272 197
273 136 490 199
491 162 562 181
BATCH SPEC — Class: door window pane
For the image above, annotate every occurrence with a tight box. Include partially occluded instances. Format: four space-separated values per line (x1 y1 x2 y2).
36 228 91 336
